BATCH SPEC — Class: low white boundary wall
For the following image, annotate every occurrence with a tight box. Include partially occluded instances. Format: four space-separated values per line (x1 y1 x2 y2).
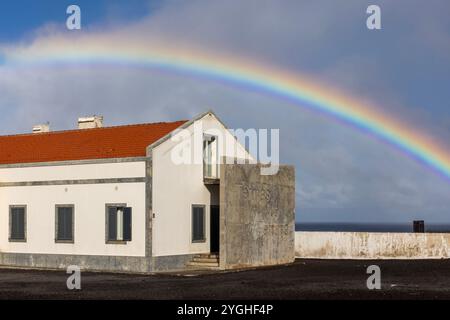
295 232 450 259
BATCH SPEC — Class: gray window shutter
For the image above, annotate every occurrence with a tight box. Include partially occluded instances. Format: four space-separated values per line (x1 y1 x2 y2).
18 209 24 239
108 207 117 241
192 206 204 241
198 208 204 240
11 209 17 239
58 207 73 241
66 208 73 240
58 209 65 239
123 207 132 241
11 208 25 240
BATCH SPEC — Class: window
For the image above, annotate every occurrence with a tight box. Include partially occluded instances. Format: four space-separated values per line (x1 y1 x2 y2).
203 135 218 178
9 205 26 242
55 205 74 243
106 204 132 243
192 205 206 242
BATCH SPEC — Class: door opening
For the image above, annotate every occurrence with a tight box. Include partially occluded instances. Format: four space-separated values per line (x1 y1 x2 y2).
210 205 220 253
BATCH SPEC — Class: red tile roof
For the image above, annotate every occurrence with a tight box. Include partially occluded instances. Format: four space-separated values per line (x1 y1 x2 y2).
0 120 187 165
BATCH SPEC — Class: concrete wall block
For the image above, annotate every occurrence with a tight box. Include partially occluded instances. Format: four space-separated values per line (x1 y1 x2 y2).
220 164 295 269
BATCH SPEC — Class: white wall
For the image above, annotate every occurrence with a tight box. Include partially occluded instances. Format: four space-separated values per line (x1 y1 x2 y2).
152 113 252 256
295 231 450 259
0 161 146 257
0 162 144 182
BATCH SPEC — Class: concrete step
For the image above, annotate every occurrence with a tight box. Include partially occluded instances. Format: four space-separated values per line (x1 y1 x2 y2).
192 257 219 263
195 253 219 259
186 253 220 270
186 261 220 269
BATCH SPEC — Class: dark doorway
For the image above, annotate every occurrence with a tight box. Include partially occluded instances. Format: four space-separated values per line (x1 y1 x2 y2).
210 205 220 253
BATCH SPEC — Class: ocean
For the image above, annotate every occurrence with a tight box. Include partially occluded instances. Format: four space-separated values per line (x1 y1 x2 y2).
295 222 450 233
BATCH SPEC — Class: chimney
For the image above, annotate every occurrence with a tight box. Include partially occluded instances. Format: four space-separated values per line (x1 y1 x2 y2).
78 115 103 129
32 123 50 134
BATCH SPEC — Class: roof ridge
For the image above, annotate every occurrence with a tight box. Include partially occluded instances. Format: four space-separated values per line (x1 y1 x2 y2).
0 120 188 139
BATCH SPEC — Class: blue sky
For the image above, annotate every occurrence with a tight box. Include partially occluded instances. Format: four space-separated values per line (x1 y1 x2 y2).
0 0 156 40
0 0 449 223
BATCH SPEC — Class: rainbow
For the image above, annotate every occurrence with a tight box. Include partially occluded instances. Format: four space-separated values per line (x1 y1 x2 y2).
3 38 450 181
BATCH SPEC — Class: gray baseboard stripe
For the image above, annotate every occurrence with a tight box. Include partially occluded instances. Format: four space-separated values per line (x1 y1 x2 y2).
152 254 196 272
0 252 149 273
0 177 146 187
0 252 197 273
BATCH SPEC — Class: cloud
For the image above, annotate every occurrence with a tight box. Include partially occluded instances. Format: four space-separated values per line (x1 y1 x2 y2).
0 0 449 223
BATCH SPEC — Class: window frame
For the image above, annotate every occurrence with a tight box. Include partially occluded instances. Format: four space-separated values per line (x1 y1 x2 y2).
9 205 27 242
203 134 219 179
105 203 130 244
191 204 206 243
55 204 75 243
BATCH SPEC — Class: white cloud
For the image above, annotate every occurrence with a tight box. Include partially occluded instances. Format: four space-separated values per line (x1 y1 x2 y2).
0 0 449 223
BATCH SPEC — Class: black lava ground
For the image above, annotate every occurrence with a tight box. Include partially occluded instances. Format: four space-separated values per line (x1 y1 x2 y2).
1 259 450 299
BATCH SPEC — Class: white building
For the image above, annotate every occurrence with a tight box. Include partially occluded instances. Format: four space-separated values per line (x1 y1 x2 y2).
0 111 295 273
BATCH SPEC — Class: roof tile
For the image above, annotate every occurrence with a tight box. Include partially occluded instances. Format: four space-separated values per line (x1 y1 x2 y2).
0 120 187 165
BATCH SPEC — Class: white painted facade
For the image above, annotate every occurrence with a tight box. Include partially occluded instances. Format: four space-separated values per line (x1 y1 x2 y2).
152 113 252 256
0 111 253 263
0 161 146 257
0 161 145 182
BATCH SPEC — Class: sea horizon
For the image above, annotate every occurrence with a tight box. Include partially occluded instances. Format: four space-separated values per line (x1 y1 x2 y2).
295 222 450 233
